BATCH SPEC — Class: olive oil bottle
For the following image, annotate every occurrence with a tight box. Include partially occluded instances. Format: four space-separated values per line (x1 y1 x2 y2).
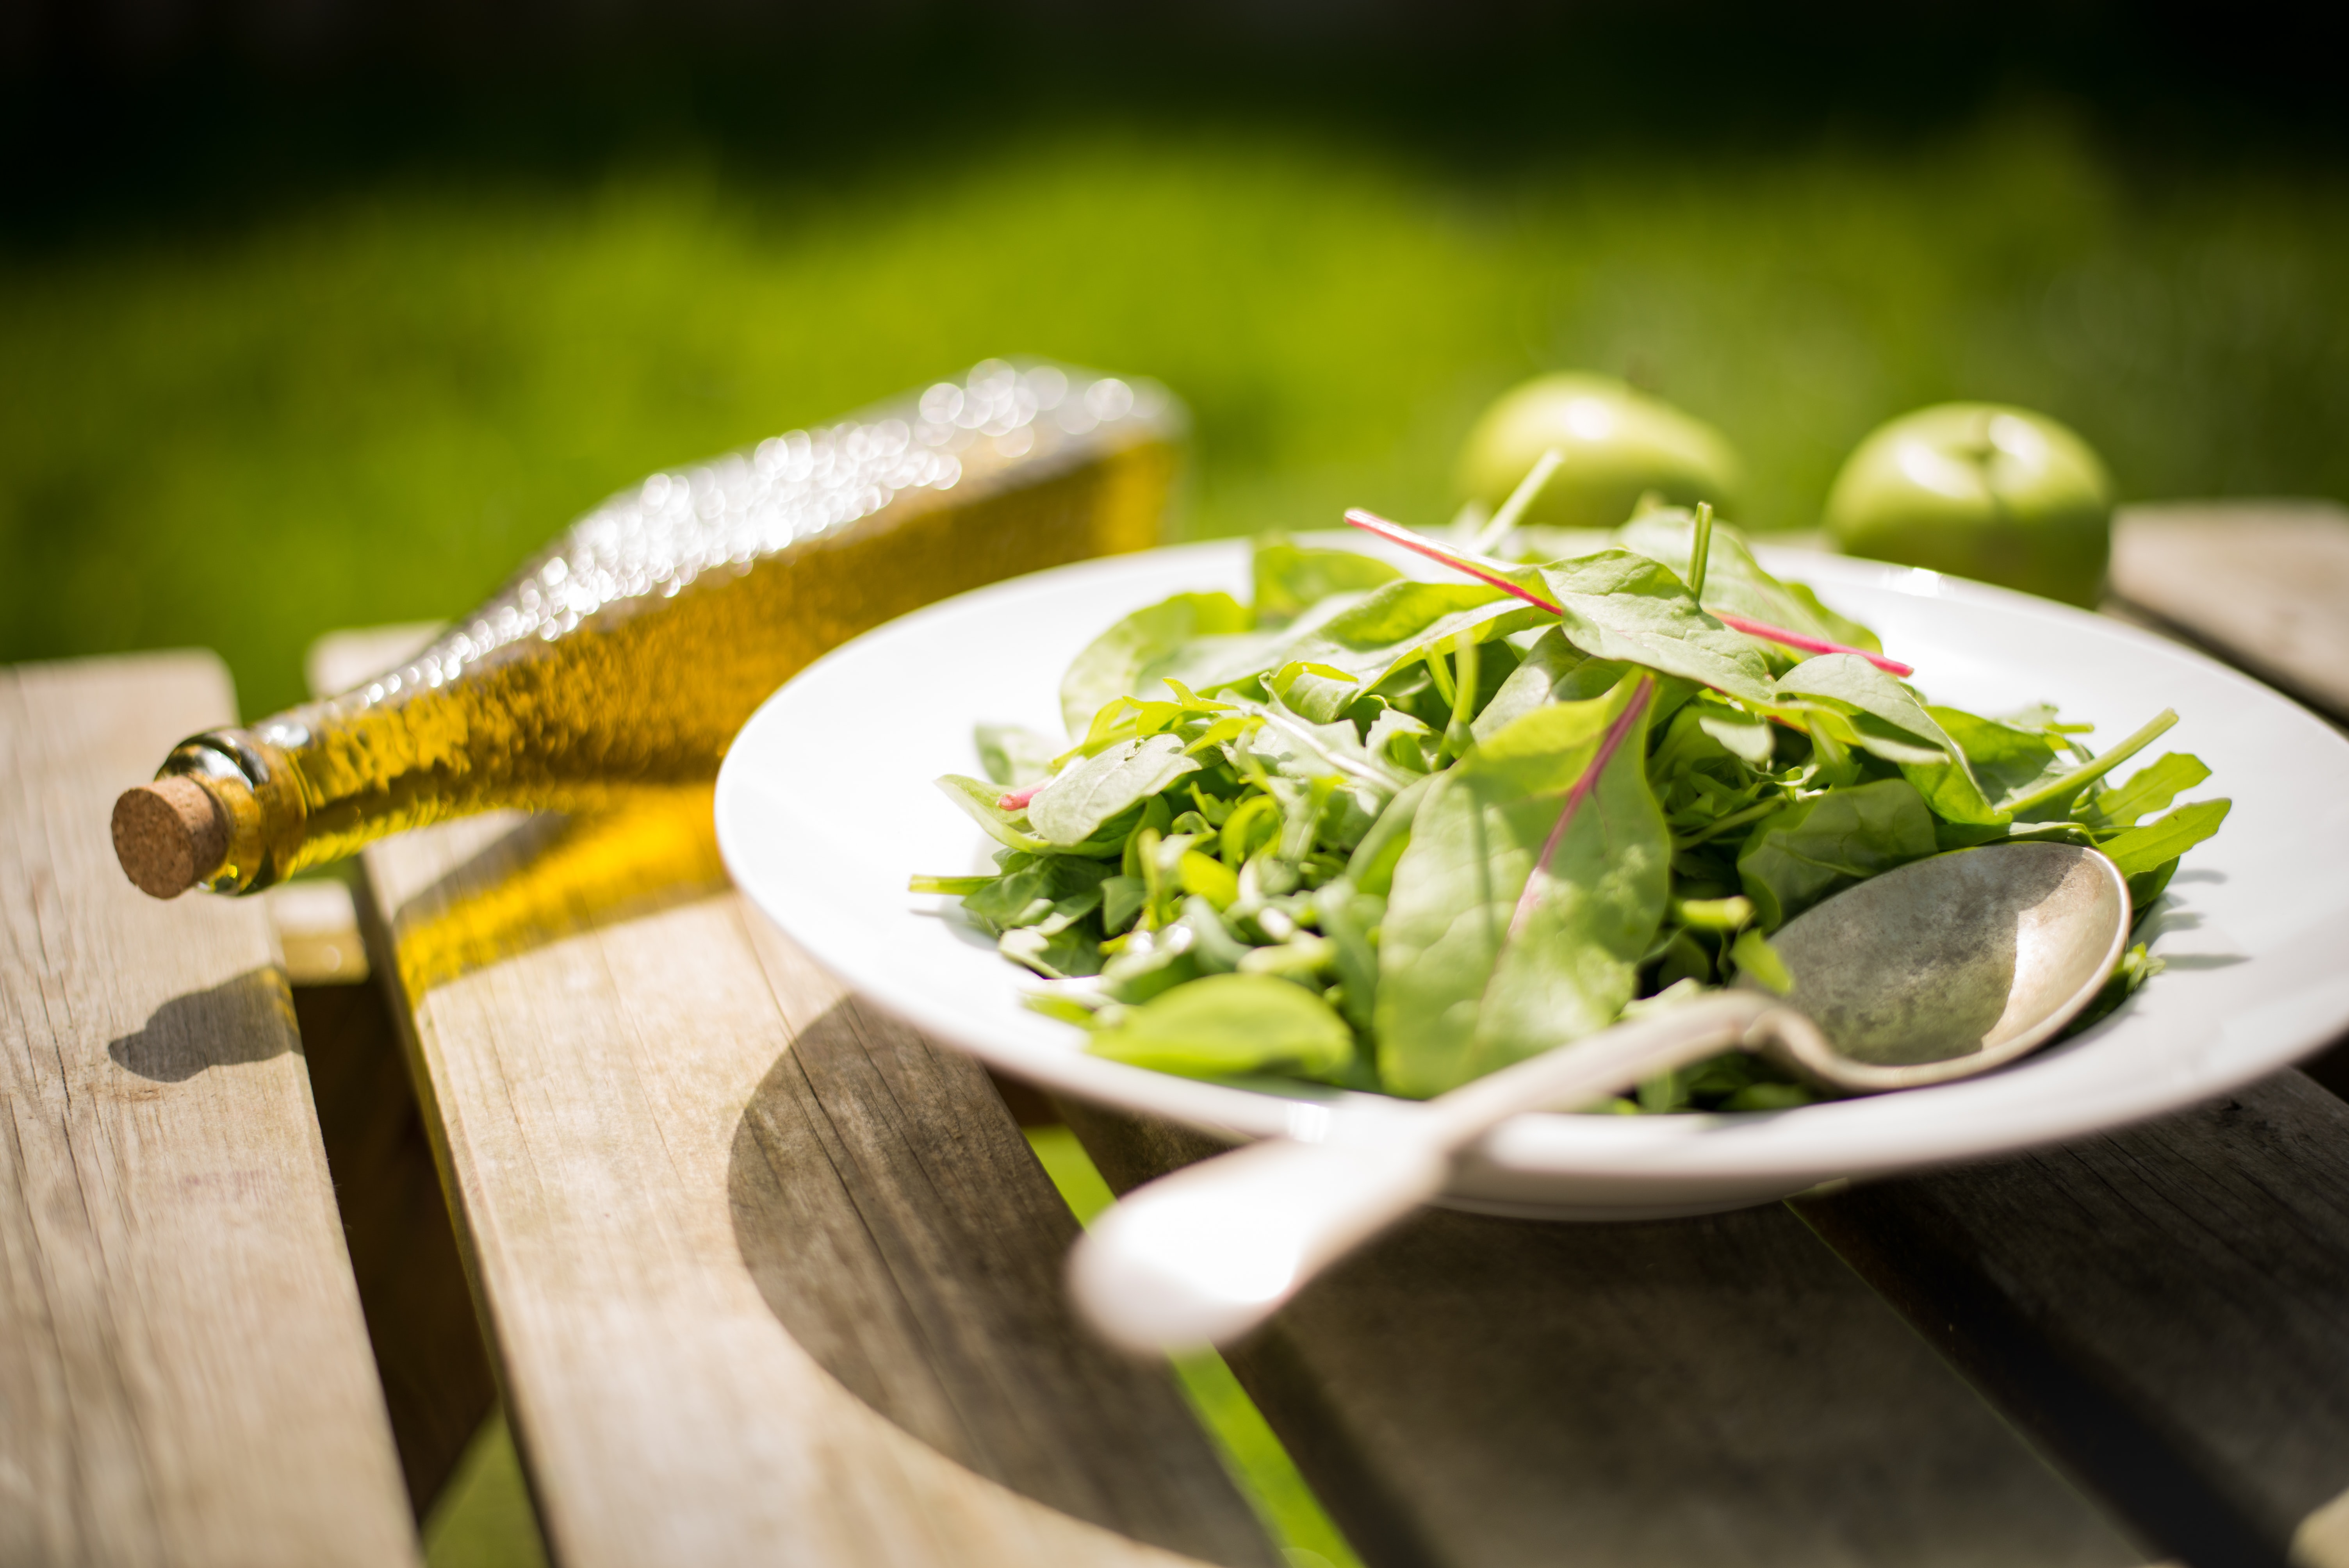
112 360 1182 898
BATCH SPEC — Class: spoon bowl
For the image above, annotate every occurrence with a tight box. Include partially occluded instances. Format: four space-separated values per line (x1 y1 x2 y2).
1071 843 2134 1353
1756 841 2132 1093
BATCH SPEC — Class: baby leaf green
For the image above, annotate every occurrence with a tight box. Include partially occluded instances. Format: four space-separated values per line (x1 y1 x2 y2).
1736 778 1938 930
1060 591 1253 737
1253 538 1404 624
1027 734 1201 847
1376 675 1668 1098
1616 512 1882 653
1531 552 1775 702
1087 973 1356 1081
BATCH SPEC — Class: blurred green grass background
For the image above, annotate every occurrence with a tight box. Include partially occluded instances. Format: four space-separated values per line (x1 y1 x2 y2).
6 102 2345 717
6 13 2344 1566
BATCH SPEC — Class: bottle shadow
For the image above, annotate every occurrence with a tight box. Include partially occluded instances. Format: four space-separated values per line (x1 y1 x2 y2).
109 966 298 1083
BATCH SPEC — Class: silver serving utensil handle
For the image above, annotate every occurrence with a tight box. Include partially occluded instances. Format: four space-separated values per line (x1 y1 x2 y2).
1069 993 1800 1354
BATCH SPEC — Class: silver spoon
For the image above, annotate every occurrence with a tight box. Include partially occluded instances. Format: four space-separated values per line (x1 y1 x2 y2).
1069 841 2130 1353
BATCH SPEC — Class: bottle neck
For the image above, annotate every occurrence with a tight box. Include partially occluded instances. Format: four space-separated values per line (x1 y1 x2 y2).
158 730 305 894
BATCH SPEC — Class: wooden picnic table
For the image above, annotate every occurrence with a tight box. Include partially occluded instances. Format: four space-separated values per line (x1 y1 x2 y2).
5 501 2348 1568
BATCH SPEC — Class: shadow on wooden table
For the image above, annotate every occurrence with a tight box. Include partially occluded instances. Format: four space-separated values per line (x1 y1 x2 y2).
109 966 299 1082
726 996 1285 1567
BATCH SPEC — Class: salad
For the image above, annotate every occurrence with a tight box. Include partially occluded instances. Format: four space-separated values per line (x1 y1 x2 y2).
912 503 2228 1112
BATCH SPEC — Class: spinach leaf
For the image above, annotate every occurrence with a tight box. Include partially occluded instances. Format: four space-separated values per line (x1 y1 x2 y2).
1531 551 1776 703
1085 973 1356 1081
1060 591 1253 737
1253 537 1404 624
1615 512 1882 653
1376 675 1668 1098
1736 778 1937 930
1027 733 1201 847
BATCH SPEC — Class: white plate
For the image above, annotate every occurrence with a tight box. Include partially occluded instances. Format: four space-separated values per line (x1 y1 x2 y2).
715 537 2349 1218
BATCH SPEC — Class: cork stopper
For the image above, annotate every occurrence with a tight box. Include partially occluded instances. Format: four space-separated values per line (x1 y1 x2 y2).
113 776 228 899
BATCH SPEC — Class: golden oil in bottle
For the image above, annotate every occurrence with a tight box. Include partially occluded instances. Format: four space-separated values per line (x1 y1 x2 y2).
140 360 1183 896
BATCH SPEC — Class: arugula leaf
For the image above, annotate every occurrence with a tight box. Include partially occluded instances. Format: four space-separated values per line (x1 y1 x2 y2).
1059 591 1253 737
1085 973 1356 1081
1252 537 1404 624
2099 798 2233 878
1736 778 1938 930
1376 674 1668 1098
1027 734 1202 847
1531 551 1775 702
2086 753 2214 829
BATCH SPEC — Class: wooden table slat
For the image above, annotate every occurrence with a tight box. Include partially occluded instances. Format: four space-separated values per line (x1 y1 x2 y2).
1061 1102 2151 1568
1795 1068 2349 1568
2110 501 2349 722
0 653 418 1568
329 620 1278 1568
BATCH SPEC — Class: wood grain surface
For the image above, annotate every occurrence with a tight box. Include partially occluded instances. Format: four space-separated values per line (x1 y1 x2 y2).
1061 1103 2149 1568
1795 1069 2349 1568
2110 501 2349 721
0 654 417 1568
327 618 1276 1568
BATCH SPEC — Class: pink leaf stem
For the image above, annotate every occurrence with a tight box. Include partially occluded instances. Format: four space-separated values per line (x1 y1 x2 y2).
1505 675 1654 946
1342 507 1914 680
997 782 1044 812
1710 612 1914 678
1344 509 1564 614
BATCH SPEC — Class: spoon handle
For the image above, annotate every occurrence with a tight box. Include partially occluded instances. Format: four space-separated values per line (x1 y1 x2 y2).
1071 993 1787 1353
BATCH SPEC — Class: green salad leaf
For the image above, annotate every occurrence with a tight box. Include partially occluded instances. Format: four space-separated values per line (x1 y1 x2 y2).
1377 674 1668 1097
913 517 2230 1112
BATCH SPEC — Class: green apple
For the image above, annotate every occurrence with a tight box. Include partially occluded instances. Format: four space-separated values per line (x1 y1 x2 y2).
1456 373 1742 531
1824 403 2114 608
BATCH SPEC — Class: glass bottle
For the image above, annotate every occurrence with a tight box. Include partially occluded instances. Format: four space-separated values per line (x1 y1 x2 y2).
115 359 1182 898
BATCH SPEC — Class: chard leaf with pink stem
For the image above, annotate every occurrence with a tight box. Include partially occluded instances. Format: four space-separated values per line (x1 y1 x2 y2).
1374 673 1669 1098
